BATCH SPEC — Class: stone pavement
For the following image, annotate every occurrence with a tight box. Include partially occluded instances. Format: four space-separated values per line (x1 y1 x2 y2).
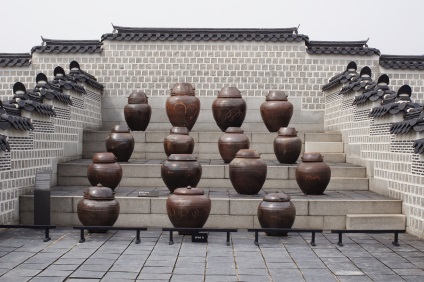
0 228 424 282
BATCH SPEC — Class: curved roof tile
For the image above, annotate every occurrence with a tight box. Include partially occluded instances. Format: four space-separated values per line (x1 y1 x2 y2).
306 40 380 56
31 38 102 54
0 53 31 67
380 55 424 70
101 26 309 42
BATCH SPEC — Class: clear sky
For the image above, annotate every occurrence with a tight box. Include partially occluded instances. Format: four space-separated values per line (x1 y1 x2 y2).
1 0 423 55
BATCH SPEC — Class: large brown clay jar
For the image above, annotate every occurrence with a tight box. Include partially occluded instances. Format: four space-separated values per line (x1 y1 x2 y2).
161 154 202 193
274 127 302 164
166 83 200 131
87 152 123 190
260 90 293 132
163 127 194 156
218 127 250 163
212 87 247 132
166 186 211 229
77 184 120 232
258 192 296 236
106 125 135 162
229 149 267 195
124 90 151 131
296 152 331 195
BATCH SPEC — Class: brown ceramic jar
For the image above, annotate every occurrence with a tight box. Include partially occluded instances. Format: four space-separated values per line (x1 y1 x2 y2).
166 83 200 131
218 127 250 163
124 90 151 131
87 152 123 190
257 192 296 236
161 154 202 193
77 184 120 232
260 91 293 132
166 186 211 229
229 149 267 195
212 87 247 132
273 127 302 164
296 152 331 195
106 125 134 162
163 127 194 156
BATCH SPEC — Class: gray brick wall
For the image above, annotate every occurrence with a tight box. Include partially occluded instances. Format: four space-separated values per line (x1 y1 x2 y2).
323 65 424 238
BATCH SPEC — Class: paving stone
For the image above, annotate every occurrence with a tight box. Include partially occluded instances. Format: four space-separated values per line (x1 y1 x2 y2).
204 275 238 282
337 276 373 282
237 275 272 282
366 274 404 282
136 273 172 280
70 270 105 279
101 271 139 280
30 277 66 282
170 274 204 281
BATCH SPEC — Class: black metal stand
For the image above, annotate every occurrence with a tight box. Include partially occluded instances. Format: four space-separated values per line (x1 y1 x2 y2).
73 226 148 244
247 228 323 246
162 228 237 246
330 229 406 246
0 225 56 242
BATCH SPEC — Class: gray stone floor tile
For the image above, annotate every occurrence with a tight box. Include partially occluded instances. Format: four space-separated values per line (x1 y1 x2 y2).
140 266 174 274
301 268 338 282
170 274 204 281
30 277 66 282
37 269 74 277
366 274 404 282
204 275 238 282
402 276 424 282
238 275 272 282
205 267 237 275
0 274 32 282
70 270 105 279
392 268 424 276
337 275 373 282
136 273 172 280
101 271 139 280
173 267 205 275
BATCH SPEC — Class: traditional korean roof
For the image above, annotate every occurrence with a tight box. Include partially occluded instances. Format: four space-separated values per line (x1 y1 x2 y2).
68 61 104 91
306 39 380 55
370 85 424 119
49 66 86 94
10 82 56 117
31 37 102 54
352 74 396 105
322 61 358 91
0 134 10 152
31 73 73 105
390 110 424 134
380 55 424 70
413 138 424 154
339 66 374 95
0 100 34 131
0 53 31 67
101 26 309 42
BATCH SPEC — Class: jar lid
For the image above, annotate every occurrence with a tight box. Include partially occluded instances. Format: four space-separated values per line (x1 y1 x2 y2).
92 152 116 163
278 127 297 136
170 83 195 96
301 152 324 162
266 90 288 101
170 127 189 135
84 184 115 200
128 90 148 104
217 86 242 98
263 192 291 202
111 125 130 133
235 149 260 158
225 127 244 134
174 186 204 195
168 154 197 161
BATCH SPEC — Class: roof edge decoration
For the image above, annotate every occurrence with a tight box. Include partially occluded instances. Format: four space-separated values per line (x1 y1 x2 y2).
31 37 103 54
0 53 31 67
306 39 380 56
380 54 424 70
101 26 309 42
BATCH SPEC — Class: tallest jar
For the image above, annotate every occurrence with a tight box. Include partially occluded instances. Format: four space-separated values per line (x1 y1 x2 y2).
166 83 200 131
212 87 246 132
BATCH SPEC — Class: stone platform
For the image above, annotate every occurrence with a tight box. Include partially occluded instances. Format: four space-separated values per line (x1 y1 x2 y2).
20 186 403 230
57 159 368 190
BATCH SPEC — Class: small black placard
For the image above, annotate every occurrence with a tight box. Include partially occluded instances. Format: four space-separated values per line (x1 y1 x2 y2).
138 191 159 197
192 233 208 243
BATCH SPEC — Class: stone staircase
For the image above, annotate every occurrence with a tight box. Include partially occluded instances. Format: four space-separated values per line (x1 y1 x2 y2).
20 130 405 230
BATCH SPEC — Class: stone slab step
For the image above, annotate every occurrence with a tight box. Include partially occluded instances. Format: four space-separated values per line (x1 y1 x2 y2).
83 131 343 159
19 188 402 230
57 160 368 190
346 214 406 230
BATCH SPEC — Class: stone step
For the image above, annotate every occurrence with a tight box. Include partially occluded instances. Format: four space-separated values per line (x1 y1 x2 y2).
83 131 343 159
57 160 368 190
346 214 406 230
19 188 402 230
